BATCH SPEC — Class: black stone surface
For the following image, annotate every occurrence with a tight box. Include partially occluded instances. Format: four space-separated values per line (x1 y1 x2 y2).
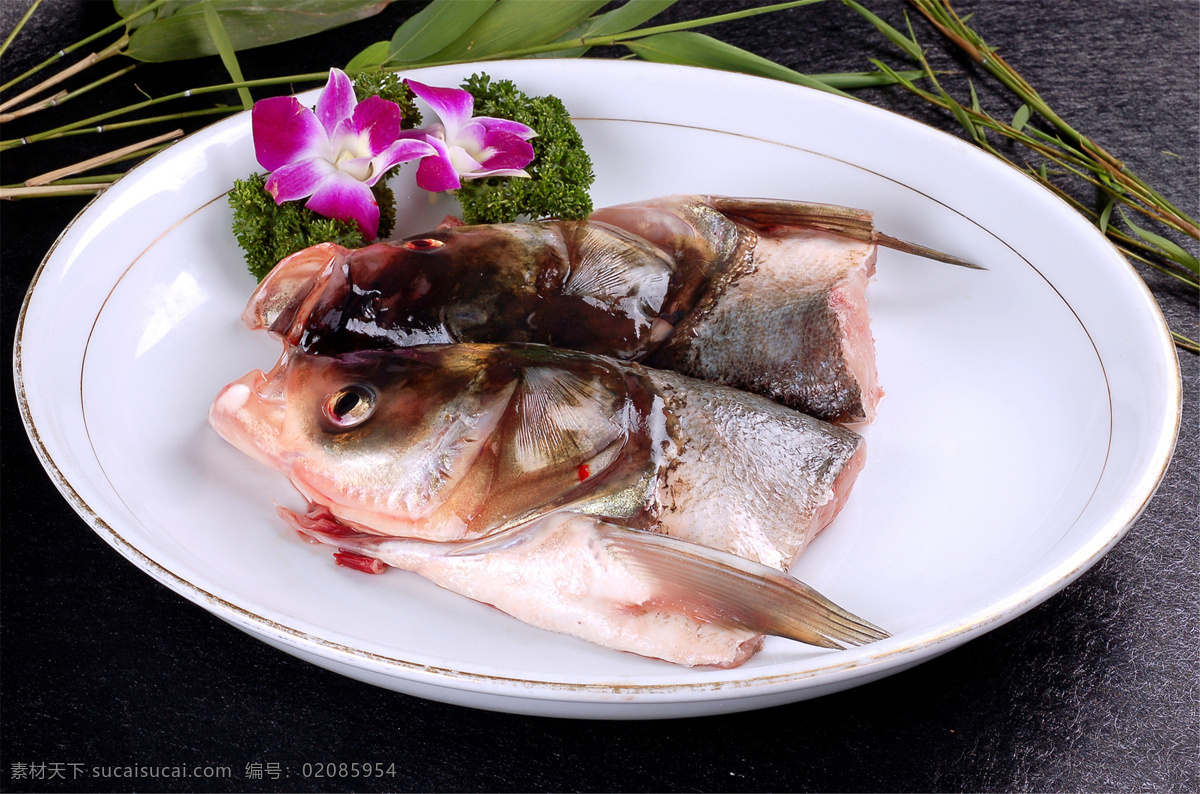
2 1 1196 791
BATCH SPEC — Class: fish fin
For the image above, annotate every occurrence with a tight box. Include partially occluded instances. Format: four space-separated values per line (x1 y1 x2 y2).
872 232 986 270
707 196 983 270
242 242 346 331
600 525 889 649
562 224 673 301
707 196 877 242
511 366 623 471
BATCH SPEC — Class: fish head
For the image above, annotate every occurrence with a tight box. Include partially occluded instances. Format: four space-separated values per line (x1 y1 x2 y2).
210 344 669 540
209 345 518 535
243 227 565 355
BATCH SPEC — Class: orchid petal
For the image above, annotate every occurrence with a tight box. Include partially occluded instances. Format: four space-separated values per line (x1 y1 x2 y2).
346 95 403 156
477 128 535 171
315 68 357 138
463 167 530 180
366 138 438 186
446 144 486 176
252 96 329 171
454 119 489 154
475 116 537 140
306 171 380 240
405 79 474 138
264 157 337 203
413 135 461 192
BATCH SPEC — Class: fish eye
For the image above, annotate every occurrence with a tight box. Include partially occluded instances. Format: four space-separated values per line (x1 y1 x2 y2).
323 384 376 429
403 238 445 251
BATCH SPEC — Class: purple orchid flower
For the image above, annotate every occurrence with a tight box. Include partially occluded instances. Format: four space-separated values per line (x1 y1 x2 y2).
252 68 435 240
402 79 537 193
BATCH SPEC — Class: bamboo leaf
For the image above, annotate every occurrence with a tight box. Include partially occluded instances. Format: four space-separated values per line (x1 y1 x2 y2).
1098 199 1114 233
201 0 252 109
967 78 981 113
1011 103 1031 132
431 0 609 62
114 0 194 31
1118 208 1200 273
841 0 922 60
944 93 980 142
124 0 394 62
386 0 496 64
528 0 678 58
586 0 678 37
625 32 853 98
813 69 927 89
346 40 390 71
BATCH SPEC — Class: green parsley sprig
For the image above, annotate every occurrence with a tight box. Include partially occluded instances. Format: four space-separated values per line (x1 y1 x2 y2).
455 73 595 224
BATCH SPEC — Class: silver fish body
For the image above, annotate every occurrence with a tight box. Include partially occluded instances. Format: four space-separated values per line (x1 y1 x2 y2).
209 344 882 666
244 195 888 422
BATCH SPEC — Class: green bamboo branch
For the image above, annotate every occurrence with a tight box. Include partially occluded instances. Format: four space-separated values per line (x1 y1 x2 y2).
908 0 1198 240
0 0 172 93
0 0 43 60
0 72 330 150
50 105 239 139
1171 333 1199 355
867 42 1199 277
0 1 838 151
858 1 1198 350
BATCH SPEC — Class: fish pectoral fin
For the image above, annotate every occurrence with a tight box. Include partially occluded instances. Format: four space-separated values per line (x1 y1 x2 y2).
600 526 889 649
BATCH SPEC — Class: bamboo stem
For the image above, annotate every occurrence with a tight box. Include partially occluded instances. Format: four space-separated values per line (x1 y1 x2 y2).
2 173 124 189
0 90 67 122
0 0 172 93
24 129 182 187
0 65 139 124
0 35 129 113
0 183 113 199
0 72 328 151
52 105 237 139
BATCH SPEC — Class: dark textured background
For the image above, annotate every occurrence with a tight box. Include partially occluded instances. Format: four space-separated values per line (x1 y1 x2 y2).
2 1 1196 791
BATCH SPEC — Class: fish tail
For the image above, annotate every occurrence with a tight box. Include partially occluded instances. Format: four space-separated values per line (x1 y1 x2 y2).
600 525 889 649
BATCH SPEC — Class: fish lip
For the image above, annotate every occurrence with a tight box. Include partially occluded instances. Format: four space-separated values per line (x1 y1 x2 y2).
208 367 287 469
243 242 344 331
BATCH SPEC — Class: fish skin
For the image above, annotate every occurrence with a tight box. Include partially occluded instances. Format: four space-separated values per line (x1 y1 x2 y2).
210 344 880 664
651 231 880 424
646 368 865 571
243 195 880 422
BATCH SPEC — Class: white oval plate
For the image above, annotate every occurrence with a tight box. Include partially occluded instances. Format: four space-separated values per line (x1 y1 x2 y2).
15 60 1180 719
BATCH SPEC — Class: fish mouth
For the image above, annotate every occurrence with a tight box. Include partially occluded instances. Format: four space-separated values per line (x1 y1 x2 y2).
208 358 288 469
242 242 344 332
